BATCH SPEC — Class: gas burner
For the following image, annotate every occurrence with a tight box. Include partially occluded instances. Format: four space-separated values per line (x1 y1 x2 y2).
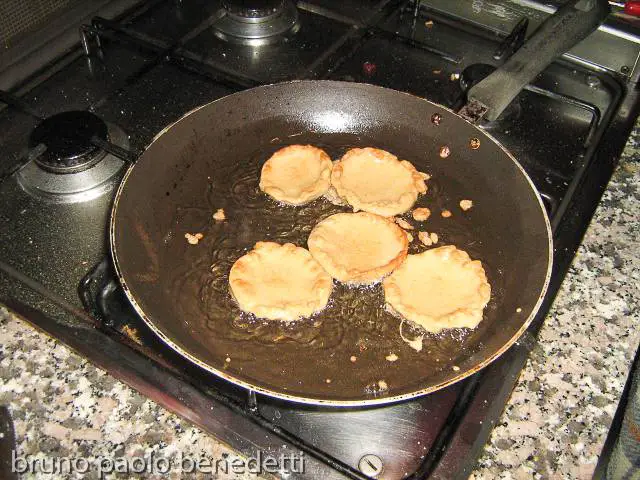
29 111 109 174
460 63 521 125
18 116 128 203
213 0 299 46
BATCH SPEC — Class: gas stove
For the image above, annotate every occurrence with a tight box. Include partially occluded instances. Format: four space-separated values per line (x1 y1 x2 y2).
0 1 639 478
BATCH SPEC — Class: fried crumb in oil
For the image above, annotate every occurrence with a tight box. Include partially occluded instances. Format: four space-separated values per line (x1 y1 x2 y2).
386 353 398 362
395 218 414 230
441 209 452 218
378 380 388 391
185 232 204 245
452 365 460 371
418 231 432 247
350 355 357 363
213 208 226 221
412 207 431 222
459 199 473 211
121 325 141 344
326 378 332 384
406 232 414 243
429 232 438 244
225 357 231 363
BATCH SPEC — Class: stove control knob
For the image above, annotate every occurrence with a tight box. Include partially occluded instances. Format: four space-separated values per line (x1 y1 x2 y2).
358 454 384 478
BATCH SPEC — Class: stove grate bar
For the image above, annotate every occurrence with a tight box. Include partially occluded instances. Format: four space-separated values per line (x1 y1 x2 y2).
370 26 462 64
85 17 261 90
295 0 407 79
296 1 365 26
0 89 44 120
524 84 601 148
0 88 138 173
0 143 46 183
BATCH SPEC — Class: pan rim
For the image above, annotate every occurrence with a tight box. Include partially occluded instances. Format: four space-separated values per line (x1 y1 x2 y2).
109 80 554 407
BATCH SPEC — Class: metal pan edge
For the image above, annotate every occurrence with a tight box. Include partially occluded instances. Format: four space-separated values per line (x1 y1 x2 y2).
109 81 553 407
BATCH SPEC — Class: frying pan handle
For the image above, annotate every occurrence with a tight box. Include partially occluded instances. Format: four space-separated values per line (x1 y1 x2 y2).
464 0 610 122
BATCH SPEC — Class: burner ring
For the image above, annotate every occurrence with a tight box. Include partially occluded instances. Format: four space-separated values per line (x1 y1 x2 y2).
29 111 109 174
18 121 129 203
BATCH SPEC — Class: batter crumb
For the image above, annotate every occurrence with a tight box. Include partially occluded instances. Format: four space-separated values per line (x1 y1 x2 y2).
121 325 141 344
185 232 204 245
395 218 414 230
429 232 438 244
418 231 433 246
459 199 473 211
225 357 231 363
350 355 357 363
386 353 398 362
441 209 452 218
406 232 414 243
326 378 332 384
452 365 460 371
516 307 522 313
399 320 424 352
213 208 226 221
378 380 388 391
412 207 431 222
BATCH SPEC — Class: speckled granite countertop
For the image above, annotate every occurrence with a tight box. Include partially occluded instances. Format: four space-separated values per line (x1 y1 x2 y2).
1 124 639 479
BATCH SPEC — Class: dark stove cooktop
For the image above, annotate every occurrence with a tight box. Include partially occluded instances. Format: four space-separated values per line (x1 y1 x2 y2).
0 1 639 479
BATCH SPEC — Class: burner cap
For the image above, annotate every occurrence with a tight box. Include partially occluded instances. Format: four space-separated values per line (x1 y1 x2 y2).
214 0 299 45
29 111 108 174
222 0 285 19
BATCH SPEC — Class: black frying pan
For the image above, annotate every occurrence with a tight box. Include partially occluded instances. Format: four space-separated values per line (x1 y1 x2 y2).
110 0 608 405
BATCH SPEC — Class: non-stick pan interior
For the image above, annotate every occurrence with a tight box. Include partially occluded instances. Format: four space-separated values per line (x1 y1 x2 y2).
111 81 551 405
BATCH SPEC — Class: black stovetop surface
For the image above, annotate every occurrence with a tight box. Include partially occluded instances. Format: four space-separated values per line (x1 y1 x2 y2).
1 1 639 479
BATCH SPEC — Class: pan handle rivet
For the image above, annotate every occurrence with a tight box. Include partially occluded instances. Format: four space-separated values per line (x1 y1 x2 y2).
439 145 451 158
469 138 481 150
431 113 442 125
358 454 384 478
